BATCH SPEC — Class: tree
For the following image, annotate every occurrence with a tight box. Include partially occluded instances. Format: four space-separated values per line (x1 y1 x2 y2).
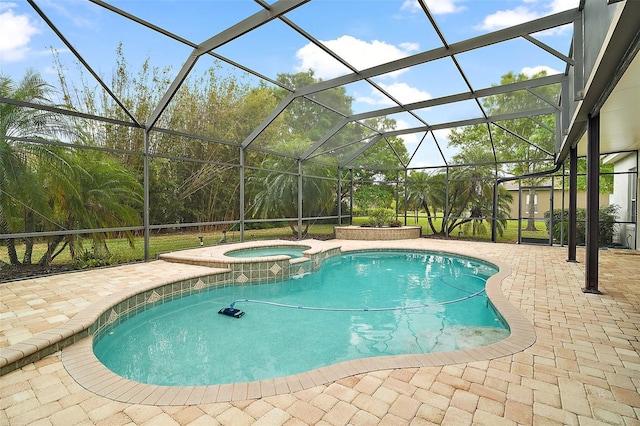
56 48 267 229
407 169 446 234
247 139 336 236
39 146 143 265
1 69 144 269
351 119 409 212
247 71 348 230
273 70 354 144
407 147 513 238
449 71 557 231
0 70 72 266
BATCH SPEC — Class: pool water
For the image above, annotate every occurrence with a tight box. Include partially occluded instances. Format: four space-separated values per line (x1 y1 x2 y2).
94 251 508 386
224 245 310 258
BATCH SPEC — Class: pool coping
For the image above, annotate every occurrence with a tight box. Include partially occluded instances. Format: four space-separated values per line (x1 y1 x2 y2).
57 241 535 405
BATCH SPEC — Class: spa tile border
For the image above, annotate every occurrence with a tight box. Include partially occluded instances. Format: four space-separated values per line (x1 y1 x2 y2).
61 244 535 405
159 242 342 284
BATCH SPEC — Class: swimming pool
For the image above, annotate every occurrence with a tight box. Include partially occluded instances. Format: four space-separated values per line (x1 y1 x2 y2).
93 250 508 386
224 245 310 259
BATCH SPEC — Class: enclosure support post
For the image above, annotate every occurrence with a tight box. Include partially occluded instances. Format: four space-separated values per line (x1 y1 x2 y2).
517 180 522 244
445 167 450 237
350 169 354 225
337 167 342 226
635 152 639 250
549 176 554 245
239 148 245 242
298 160 303 240
404 169 408 226
584 114 601 294
395 171 399 221
567 145 578 262
143 129 150 260
491 180 498 242
560 163 566 247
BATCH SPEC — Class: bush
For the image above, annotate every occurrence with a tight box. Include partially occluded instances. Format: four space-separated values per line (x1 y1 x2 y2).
544 204 620 246
71 249 122 269
352 206 367 217
368 207 395 227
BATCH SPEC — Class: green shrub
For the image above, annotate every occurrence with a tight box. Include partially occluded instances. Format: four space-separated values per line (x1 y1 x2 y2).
71 249 123 270
368 207 395 227
352 206 367 217
544 204 620 246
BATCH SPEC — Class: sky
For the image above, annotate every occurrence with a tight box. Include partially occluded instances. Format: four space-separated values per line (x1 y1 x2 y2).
0 0 579 168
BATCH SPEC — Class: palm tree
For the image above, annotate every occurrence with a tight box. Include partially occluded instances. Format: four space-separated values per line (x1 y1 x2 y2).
408 157 512 238
443 164 492 235
407 170 444 234
1 71 142 268
39 146 143 266
247 140 336 237
0 70 72 265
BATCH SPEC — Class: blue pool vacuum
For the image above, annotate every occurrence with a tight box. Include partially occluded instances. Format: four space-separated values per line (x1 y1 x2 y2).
218 307 244 318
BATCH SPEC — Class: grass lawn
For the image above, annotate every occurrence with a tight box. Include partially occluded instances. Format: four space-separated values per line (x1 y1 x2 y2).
0 224 338 268
0 217 553 278
355 215 550 244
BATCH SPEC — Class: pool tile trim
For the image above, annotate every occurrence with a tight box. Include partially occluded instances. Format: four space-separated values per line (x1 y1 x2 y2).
0 242 343 375
56 241 535 405
0 274 217 375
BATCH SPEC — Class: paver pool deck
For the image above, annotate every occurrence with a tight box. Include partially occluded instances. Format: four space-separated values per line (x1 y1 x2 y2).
1 238 639 425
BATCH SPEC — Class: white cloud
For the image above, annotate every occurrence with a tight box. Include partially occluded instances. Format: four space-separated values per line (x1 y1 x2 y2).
295 35 419 80
399 134 419 151
354 94 381 106
478 6 539 31
399 42 420 52
381 82 432 104
425 0 466 15
401 0 465 15
432 128 451 143
542 0 579 35
394 118 413 132
478 0 579 32
547 0 579 14
400 0 421 14
355 82 431 107
0 4 40 62
521 65 560 77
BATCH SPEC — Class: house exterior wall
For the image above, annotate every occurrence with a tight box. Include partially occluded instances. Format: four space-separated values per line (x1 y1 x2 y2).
505 188 610 220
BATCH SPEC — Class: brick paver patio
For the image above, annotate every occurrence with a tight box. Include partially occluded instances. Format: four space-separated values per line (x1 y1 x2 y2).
1 239 639 425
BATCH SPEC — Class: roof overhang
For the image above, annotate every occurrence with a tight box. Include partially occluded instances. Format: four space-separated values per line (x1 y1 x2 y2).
558 0 640 161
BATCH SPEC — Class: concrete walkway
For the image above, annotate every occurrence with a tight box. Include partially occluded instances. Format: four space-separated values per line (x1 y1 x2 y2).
1 239 639 425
